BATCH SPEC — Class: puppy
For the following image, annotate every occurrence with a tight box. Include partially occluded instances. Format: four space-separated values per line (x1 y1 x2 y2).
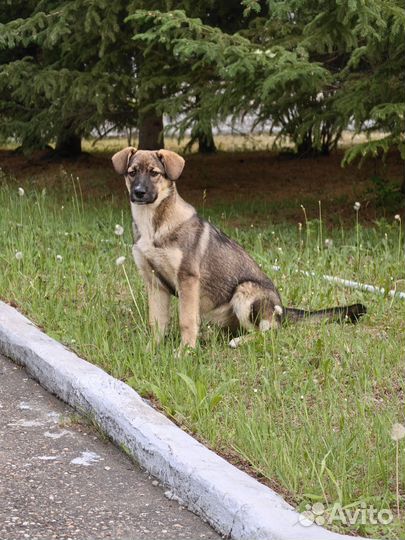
112 147 366 348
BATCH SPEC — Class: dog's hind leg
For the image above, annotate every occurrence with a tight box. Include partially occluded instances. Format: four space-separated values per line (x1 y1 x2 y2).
229 281 283 348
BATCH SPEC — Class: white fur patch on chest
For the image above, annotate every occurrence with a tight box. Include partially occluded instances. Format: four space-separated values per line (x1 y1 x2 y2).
131 203 183 287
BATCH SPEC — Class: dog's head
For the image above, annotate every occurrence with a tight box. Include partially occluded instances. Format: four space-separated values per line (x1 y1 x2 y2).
111 147 185 205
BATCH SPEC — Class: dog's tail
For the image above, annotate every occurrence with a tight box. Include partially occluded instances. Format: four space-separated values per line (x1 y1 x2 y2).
282 303 367 324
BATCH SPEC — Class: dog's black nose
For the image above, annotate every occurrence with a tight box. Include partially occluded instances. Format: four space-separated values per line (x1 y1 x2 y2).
132 188 146 202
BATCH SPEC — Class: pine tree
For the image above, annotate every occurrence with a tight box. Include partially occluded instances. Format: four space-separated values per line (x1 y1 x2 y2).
269 0 405 161
129 1 404 159
0 1 138 156
128 6 329 153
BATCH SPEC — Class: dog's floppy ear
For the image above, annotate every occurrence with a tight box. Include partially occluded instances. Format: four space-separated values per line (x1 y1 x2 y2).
156 149 185 181
112 147 137 175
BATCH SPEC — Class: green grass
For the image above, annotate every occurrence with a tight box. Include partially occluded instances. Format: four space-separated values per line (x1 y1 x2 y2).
1 171 404 538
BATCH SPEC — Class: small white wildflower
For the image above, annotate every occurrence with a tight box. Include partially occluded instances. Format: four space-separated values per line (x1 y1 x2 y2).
391 423 405 441
259 319 271 332
61 205 64 210
115 256 126 266
325 238 333 249
18 187 25 197
114 224 124 236
353 201 361 211
394 214 401 221
56 255 63 263
15 251 23 260
253 388 258 393
277 247 283 253
298 222 302 230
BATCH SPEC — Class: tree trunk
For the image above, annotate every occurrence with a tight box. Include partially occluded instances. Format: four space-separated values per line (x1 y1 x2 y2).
296 130 314 157
138 107 164 150
198 126 216 154
55 130 82 158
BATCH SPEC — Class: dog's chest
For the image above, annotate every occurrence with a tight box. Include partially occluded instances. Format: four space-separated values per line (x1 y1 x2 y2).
132 208 182 287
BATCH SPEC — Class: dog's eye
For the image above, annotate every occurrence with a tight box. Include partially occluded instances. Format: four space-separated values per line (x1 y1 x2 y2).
150 170 160 177
128 169 137 177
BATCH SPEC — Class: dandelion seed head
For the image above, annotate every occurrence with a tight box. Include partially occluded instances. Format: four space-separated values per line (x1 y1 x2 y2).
56 254 63 263
115 256 126 266
391 423 405 441
325 238 333 249
353 201 361 211
15 251 23 260
394 214 401 221
259 319 271 332
114 224 124 236
18 187 25 197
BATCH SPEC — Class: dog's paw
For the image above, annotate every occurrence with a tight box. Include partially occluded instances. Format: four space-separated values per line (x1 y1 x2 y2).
229 337 242 349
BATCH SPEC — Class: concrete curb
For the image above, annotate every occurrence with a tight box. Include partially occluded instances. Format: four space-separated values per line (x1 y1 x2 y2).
0 301 371 540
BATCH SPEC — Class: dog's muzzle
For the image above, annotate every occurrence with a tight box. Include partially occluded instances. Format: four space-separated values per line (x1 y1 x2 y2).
130 187 156 204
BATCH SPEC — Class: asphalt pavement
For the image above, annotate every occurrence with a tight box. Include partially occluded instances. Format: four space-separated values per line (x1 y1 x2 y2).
0 354 220 540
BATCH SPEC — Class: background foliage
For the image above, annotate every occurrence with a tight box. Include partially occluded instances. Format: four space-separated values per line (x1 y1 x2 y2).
0 0 403 161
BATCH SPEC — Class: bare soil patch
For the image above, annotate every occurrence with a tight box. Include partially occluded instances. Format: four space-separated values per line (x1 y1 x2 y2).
1 147 403 226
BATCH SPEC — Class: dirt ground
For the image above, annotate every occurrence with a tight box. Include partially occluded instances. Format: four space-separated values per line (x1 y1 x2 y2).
1 147 403 225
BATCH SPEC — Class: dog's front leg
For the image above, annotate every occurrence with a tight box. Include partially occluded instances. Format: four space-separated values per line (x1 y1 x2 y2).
148 282 171 342
178 276 200 348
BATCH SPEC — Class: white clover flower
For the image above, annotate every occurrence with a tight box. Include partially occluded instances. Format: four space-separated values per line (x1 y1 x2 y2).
15 251 23 260
18 187 25 197
114 224 124 236
115 256 126 266
325 238 333 249
353 201 361 211
394 214 401 221
391 423 405 441
56 255 63 263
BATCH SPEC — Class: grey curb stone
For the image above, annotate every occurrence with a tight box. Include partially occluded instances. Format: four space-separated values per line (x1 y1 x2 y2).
0 301 371 540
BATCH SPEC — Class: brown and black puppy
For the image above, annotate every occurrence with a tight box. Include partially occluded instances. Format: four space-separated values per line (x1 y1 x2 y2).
112 147 366 348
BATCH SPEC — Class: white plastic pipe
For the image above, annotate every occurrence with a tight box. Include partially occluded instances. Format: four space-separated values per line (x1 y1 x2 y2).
270 265 405 300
